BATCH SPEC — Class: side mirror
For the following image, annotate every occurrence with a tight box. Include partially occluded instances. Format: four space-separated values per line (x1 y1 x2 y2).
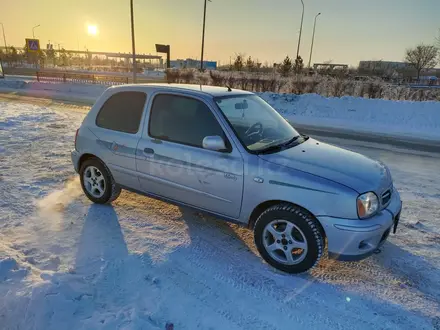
202 136 227 152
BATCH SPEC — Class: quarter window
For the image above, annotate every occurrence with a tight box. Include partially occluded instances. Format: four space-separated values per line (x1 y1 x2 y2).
96 91 147 133
149 94 228 149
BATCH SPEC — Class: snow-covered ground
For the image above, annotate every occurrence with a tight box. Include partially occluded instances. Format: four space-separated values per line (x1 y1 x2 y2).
1 78 440 143
0 97 440 329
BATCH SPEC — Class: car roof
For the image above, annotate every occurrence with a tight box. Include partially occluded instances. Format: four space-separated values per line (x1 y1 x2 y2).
110 83 254 98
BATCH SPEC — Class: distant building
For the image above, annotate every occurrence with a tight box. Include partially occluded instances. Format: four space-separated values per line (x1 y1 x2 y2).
313 63 348 70
358 61 409 71
171 58 217 70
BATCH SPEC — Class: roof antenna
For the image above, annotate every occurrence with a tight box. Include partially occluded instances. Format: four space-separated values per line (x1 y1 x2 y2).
226 85 232 92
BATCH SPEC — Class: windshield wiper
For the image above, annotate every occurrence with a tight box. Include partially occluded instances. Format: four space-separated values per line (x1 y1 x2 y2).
257 135 300 154
283 135 301 146
256 144 284 154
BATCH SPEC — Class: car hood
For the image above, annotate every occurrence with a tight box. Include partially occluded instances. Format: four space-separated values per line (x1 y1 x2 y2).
259 137 391 193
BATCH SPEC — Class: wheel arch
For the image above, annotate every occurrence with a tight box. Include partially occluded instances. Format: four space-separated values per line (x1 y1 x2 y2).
248 200 326 239
78 153 102 170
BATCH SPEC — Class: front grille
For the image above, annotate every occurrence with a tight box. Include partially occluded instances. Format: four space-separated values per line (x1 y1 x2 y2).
381 188 392 206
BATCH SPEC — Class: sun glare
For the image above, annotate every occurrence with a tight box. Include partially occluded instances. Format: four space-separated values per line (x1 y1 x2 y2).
87 25 98 36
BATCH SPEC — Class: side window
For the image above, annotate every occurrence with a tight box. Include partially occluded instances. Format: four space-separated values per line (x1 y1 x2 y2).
96 91 146 134
149 94 228 149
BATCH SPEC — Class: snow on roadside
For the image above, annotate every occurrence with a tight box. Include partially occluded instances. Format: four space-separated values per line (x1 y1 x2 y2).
258 92 440 141
0 79 107 96
1 96 440 329
0 79 106 104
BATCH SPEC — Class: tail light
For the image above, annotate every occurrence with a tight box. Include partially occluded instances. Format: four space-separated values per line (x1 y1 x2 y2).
74 129 79 150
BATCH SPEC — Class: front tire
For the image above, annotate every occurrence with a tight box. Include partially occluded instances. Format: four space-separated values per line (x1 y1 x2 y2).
254 203 324 273
79 158 121 204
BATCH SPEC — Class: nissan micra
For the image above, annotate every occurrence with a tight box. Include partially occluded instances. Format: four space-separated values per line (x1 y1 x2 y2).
72 84 402 273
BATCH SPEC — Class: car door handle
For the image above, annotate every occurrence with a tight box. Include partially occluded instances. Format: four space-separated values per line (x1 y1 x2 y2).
143 148 155 155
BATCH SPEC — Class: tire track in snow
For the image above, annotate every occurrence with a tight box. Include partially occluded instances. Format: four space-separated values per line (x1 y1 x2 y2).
112 193 436 328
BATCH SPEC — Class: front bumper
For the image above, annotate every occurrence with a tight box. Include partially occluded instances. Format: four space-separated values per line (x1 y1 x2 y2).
71 150 80 173
318 187 402 261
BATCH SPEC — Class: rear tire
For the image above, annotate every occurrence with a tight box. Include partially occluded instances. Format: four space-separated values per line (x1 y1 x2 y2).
79 158 121 204
254 203 324 273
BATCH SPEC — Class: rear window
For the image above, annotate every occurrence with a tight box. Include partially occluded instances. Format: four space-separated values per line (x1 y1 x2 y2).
96 91 147 133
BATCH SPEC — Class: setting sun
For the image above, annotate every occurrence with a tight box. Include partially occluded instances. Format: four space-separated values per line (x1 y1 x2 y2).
87 24 98 36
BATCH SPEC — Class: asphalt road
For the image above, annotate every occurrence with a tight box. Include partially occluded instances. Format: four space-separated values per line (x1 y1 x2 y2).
292 123 440 154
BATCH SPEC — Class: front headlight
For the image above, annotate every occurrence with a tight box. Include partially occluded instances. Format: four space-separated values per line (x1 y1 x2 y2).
357 192 379 219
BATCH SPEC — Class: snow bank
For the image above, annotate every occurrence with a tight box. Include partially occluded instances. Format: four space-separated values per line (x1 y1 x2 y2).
0 79 106 104
0 79 103 94
0 79 27 89
259 92 440 141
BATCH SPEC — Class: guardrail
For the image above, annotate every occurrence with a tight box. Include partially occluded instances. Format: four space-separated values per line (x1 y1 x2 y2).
36 71 128 85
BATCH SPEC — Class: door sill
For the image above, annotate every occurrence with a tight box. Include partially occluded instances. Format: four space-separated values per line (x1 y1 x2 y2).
119 184 245 226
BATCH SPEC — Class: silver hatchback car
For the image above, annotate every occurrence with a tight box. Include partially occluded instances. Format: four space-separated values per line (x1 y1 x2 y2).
72 84 402 273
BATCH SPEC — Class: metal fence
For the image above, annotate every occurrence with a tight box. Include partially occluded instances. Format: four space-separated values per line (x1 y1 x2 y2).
36 71 129 85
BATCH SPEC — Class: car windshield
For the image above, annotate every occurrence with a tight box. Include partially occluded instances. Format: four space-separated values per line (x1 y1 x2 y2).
215 95 300 152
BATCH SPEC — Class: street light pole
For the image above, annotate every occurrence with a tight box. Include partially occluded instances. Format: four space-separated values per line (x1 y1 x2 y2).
308 12 321 68
0 23 7 53
296 0 304 60
130 0 137 83
32 24 40 38
200 0 209 71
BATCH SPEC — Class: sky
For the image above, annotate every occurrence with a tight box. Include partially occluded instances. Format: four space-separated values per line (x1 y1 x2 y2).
2 0 439 66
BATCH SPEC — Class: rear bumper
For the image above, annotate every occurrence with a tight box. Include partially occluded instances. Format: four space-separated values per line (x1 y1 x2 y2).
318 188 402 261
71 150 80 173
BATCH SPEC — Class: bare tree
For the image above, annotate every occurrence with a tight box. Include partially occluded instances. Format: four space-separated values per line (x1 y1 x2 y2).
46 47 56 67
59 48 68 66
293 55 304 74
278 55 292 77
233 53 244 71
436 29 440 61
246 56 255 72
405 44 438 80
8 46 19 66
38 50 46 68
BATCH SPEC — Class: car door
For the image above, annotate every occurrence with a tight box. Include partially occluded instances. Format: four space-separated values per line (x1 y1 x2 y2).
91 90 147 190
136 93 244 219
